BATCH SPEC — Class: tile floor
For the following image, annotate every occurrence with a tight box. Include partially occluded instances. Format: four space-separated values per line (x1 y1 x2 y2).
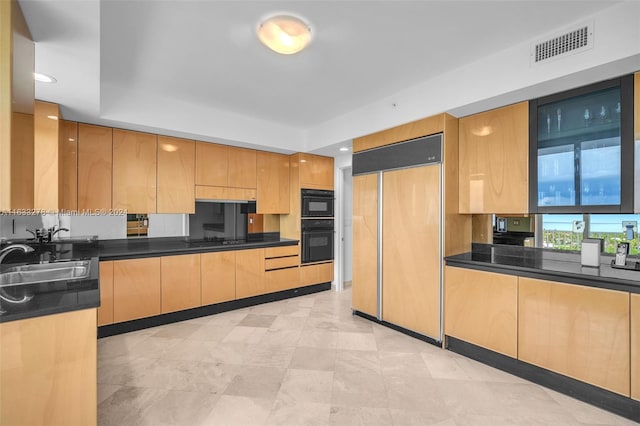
98 288 636 426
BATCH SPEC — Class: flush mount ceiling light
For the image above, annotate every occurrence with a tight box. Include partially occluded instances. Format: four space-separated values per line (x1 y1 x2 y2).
339 147 349 152
257 14 312 55
34 72 57 83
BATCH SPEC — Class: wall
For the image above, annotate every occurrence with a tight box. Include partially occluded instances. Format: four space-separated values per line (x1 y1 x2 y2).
334 153 353 290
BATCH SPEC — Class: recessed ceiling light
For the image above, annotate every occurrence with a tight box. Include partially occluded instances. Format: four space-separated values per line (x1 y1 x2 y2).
339 147 349 152
34 72 57 83
47 115 58 120
257 14 312 55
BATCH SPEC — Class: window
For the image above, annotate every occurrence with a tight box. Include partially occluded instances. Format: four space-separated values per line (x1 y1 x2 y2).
530 75 634 213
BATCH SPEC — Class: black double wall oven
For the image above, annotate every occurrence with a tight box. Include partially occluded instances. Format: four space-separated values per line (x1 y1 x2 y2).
301 189 334 264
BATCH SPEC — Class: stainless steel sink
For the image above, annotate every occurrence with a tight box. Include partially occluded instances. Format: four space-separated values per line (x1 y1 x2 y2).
0 260 91 287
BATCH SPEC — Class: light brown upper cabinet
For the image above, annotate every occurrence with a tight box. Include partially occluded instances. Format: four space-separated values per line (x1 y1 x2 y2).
1 0 34 211
33 101 62 211
298 153 334 190
195 142 228 187
157 136 195 213
112 129 157 213
257 151 289 214
60 120 78 211
78 124 112 211
459 101 529 214
228 146 257 189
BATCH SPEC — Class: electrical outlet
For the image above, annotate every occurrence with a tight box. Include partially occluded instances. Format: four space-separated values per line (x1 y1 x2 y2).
513 220 520 226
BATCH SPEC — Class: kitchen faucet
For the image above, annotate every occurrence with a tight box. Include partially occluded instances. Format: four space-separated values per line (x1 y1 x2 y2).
26 226 69 243
0 244 35 264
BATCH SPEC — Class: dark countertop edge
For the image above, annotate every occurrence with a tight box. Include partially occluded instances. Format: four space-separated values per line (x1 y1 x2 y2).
0 301 99 323
98 239 299 261
445 257 640 294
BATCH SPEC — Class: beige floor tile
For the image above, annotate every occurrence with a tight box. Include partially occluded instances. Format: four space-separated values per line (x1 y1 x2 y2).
136 389 219 426
223 365 286 399
269 315 308 330
331 371 388 408
543 387 638 425
334 349 381 375
242 343 296 368
201 395 273 426
97 384 122 404
98 386 168 426
388 408 456 426
336 331 377 351
421 349 473 380
266 399 331 426
187 323 234 341
160 338 218 362
298 329 339 349
279 305 312 317
97 355 156 386
259 327 303 347
127 336 184 359
222 325 270 343
383 375 448 412
289 347 337 371
328 406 393 426
97 332 151 359
277 369 334 404
151 321 202 338
239 313 278 328
379 351 432 377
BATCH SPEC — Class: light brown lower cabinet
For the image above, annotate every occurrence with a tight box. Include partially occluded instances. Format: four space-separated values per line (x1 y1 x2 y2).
0 309 97 426
266 267 300 292
161 254 201 313
444 266 518 358
632 293 640 401
236 248 265 298
113 257 161 323
98 261 114 326
352 173 378 317
201 251 236 305
300 262 333 286
518 277 630 396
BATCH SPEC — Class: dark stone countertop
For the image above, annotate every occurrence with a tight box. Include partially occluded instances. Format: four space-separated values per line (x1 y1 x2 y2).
445 244 640 294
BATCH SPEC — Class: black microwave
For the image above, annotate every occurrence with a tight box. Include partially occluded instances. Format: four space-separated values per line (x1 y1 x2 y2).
301 189 334 217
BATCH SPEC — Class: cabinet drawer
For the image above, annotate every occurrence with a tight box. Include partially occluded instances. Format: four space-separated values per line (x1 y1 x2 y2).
196 185 256 201
300 262 333 286
265 256 299 270
265 245 298 258
266 267 300 292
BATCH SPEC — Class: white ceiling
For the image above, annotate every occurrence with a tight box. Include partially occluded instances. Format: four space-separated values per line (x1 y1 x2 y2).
19 0 636 156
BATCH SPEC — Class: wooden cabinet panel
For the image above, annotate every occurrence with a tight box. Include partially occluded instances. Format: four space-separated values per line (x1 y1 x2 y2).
195 185 256 201
353 114 445 152
235 248 265 299
0 309 97 426
228 146 257 189
300 262 333 286
157 136 195 213
98 261 114 326
10 112 33 209
266 267 299 292
112 129 157 213
161 254 201 313
444 266 518 358
265 256 299 270
299 153 333 190
459 101 528 214
257 151 289 213
632 293 640 401
60 120 77 211
34 100 61 210
113 258 161 322
518 277 630 396
201 251 236 305
195 141 227 187
382 165 441 338
78 124 112 211
265 245 298 258
352 173 378 316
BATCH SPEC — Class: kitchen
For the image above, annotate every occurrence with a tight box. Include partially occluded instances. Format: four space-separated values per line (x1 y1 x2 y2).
3 1 638 424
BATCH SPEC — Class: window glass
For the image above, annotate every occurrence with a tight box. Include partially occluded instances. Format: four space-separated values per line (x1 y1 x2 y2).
537 145 575 207
588 214 639 254
580 137 620 206
540 214 583 250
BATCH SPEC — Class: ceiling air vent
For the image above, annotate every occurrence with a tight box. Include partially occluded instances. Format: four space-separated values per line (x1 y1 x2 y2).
531 22 594 65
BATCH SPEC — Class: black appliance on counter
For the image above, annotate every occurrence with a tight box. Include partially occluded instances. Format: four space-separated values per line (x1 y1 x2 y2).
301 219 334 263
301 189 334 217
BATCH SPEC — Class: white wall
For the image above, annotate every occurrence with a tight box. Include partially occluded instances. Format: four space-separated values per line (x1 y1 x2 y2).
0 215 44 240
342 166 353 283
66 215 127 240
333 153 353 291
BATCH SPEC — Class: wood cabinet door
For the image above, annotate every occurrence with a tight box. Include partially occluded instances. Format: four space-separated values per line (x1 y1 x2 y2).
299 153 333 190
228 146 256 189
98 261 114 326
78 124 112 211
0 309 97 426
161 254 201 313
112 129 157 213
201 251 236 305
518 277 630 396
300 262 333 286
459 101 528 214
257 151 289 214
195 141 228 187
235 248 265 299
34 101 60 211
113 257 161 322
632 293 640 401
266 267 300 292
352 173 378 317
157 136 195 213
382 165 441 339
10 112 34 210
60 120 77 211
444 266 517 357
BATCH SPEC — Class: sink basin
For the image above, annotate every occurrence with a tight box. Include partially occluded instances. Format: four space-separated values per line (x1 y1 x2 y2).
0 260 91 287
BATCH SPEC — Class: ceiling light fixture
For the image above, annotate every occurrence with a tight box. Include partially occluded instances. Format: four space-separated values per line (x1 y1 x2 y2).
339 147 349 152
34 72 57 83
257 14 312 55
